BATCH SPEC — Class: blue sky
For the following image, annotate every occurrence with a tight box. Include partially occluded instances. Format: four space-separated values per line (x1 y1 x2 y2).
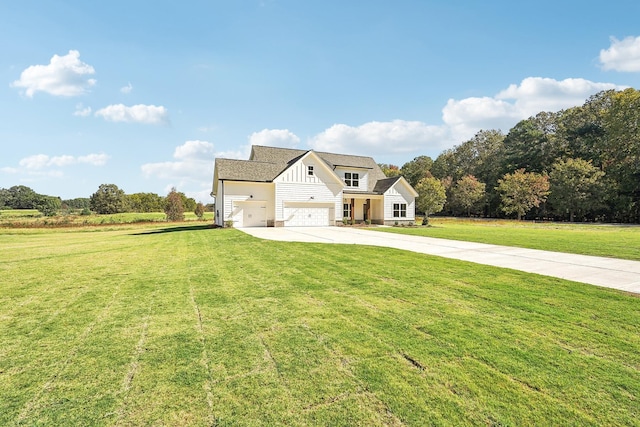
2 1 640 203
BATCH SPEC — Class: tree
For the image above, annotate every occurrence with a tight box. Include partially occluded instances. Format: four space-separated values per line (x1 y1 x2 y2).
36 195 62 217
548 158 605 222
414 177 446 224
401 155 433 187
0 188 11 209
450 175 486 217
378 163 401 177
63 198 91 210
127 192 164 212
179 192 197 212
502 112 564 174
90 184 127 214
194 202 206 220
496 169 550 220
7 185 39 209
164 187 185 221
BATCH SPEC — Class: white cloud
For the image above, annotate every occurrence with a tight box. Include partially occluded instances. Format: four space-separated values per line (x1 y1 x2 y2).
11 50 96 97
174 140 216 160
309 120 448 156
249 129 300 148
16 153 110 170
94 104 169 125
120 82 133 94
442 77 625 142
73 103 92 117
78 153 110 166
304 77 625 159
141 140 248 201
600 36 640 72
141 140 215 181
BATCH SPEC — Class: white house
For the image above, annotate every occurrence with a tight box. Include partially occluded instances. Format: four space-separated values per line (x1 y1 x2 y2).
212 145 418 227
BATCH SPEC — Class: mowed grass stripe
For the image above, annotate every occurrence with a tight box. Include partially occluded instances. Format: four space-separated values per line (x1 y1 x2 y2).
1 225 638 426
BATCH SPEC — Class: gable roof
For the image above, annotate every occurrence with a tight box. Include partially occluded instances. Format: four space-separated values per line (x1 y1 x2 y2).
249 145 387 192
214 145 404 194
214 158 284 182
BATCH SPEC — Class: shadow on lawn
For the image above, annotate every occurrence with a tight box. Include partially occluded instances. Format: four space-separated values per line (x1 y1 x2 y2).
131 224 216 235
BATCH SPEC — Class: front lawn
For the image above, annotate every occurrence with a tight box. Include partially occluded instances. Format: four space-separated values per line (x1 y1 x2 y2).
0 225 638 425
373 218 640 261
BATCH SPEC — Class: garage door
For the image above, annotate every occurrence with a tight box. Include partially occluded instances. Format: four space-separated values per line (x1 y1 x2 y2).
234 203 266 227
283 204 332 226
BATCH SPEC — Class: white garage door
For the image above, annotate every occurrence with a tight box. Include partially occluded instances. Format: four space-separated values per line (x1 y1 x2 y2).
235 203 267 227
284 204 331 226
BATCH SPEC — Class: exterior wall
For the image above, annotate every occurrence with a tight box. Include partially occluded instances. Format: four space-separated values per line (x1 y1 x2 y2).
220 182 275 227
275 182 342 223
214 180 225 227
335 167 369 192
274 155 343 224
383 184 416 222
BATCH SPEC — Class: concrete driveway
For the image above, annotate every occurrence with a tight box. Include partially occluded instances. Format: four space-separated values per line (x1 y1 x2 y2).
240 226 640 295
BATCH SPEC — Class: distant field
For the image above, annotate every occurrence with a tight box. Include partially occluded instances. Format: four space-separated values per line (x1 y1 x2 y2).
1 224 638 426
375 217 640 261
0 210 213 227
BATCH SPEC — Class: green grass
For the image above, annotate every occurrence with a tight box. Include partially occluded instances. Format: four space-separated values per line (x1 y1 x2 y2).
0 210 213 227
374 217 640 261
1 225 638 426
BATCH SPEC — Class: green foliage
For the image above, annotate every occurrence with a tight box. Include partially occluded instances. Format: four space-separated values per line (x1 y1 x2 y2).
449 175 486 216
496 169 550 220
400 155 433 187
35 195 62 217
89 184 128 214
164 187 185 221
127 192 164 213
549 158 605 221
378 163 401 177
62 197 91 210
194 202 206 220
1 185 39 209
415 176 446 220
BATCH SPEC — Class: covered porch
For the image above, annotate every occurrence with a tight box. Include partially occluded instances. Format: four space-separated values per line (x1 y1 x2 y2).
342 193 383 224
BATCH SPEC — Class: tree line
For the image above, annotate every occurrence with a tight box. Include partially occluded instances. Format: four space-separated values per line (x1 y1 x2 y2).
0 184 208 221
380 88 640 223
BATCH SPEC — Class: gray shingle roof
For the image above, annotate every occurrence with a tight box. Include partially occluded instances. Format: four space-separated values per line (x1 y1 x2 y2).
214 158 284 182
372 177 402 194
216 145 393 193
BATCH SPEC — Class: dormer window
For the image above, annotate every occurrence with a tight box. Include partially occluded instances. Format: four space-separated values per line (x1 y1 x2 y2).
308 165 314 176
345 172 359 187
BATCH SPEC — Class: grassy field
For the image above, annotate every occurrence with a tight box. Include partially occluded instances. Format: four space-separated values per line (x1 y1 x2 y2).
376 217 640 261
0 210 213 227
1 224 639 426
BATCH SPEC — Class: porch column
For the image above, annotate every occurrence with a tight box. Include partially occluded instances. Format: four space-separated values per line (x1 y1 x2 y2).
366 198 370 221
350 198 355 222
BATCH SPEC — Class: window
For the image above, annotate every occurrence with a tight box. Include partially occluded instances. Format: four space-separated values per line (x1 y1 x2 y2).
393 203 407 218
344 172 359 187
307 165 314 176
343 203 352 218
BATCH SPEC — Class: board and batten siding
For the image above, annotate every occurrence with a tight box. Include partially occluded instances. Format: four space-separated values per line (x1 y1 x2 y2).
273 155 343 222
383 185 416 221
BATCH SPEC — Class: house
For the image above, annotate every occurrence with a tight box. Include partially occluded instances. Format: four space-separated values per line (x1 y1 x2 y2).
211 145 418 227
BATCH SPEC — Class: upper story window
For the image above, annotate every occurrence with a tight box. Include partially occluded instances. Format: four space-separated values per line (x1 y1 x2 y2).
307 165 314 176
344 172 359 187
